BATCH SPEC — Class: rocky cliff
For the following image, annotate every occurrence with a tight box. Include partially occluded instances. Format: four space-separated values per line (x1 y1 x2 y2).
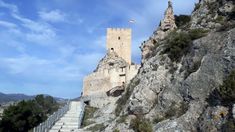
81 0 235 131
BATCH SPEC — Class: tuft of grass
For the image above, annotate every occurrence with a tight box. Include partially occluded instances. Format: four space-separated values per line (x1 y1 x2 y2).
115 79 140 116
130 116 153 132
87 124 106 132
81 106 98 128
164 102 189 118
113 129 120 132
188 28 209 40
215 15 225 24
219 70 235 102
153 116 165 124
116 115 127 124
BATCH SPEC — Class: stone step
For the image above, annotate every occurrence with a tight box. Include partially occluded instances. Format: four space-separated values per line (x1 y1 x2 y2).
63 114 80 117
60 117 79 121
61 125 79 129
65 122 79 125
54 122 64 126
49 129 59 132
49 101 83 132
51 125 62 130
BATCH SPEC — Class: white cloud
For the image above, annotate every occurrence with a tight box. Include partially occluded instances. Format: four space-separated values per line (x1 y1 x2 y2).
0 20 17 28
39 10 66 23
0 55 82 81
0 0 18 13
0 0 57 44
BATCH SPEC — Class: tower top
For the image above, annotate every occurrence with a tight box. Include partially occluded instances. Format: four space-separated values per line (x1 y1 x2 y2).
106 28 132 64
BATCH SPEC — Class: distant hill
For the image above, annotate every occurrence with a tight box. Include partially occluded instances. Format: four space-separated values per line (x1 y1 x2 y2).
0 92 66 104
0 92 33 104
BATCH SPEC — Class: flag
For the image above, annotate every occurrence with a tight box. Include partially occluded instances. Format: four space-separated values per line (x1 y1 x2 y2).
129 19 135 23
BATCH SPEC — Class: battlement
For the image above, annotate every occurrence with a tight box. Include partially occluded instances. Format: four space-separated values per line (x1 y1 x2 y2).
107 28 131 32
85 64 140 80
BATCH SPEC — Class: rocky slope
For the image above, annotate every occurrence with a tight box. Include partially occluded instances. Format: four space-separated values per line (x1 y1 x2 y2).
81 0 235 131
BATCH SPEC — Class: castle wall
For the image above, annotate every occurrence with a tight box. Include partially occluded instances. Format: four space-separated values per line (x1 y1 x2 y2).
83 65 140 96
126 65 141 84
83 71 111 96
106 28 132 64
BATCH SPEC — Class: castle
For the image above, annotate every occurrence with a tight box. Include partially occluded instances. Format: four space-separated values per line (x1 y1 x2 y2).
83 28 140 96
82 0 176 97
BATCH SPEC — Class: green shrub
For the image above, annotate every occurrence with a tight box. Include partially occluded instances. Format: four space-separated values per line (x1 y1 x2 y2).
153 116 165 124
174 15 191 28
116 115 127 124
219 70 235 102
164 101 189 118
130 116 153 132
81 106 98 127
113 129 120 132
162 31 192 62
115 79 140 116
215 15 225 24
188 28 209 40
87 123 106 132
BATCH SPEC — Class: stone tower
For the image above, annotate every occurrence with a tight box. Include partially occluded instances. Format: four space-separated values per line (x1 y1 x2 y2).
106 28 132 64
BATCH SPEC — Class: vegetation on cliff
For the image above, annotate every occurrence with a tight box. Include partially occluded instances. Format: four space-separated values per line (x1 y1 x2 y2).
81 106 98 128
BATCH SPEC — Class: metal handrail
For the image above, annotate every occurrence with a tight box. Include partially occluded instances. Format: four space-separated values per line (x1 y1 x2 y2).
33 100 70 132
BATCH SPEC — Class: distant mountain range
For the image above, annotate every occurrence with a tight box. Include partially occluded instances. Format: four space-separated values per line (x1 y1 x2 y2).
0 92 33 104
0 92 66 104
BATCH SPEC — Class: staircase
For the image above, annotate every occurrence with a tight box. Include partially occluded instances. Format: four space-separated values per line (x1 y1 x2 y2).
49 101 84 132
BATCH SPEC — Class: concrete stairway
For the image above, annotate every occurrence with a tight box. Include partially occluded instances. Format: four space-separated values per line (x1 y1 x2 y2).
49 101 82 132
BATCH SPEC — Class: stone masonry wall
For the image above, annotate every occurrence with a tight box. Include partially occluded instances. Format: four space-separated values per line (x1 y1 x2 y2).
83 65 140 96
107 28 132 64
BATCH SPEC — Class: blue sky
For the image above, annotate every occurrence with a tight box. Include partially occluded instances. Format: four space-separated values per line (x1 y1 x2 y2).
0 0 198 98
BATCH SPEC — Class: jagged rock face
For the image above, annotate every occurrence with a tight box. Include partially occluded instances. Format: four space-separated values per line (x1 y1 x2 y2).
117 0 234 131
95 51 128 72
159 0 177 32
140 0 177 63
128 28 235 116
191 0 235 30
